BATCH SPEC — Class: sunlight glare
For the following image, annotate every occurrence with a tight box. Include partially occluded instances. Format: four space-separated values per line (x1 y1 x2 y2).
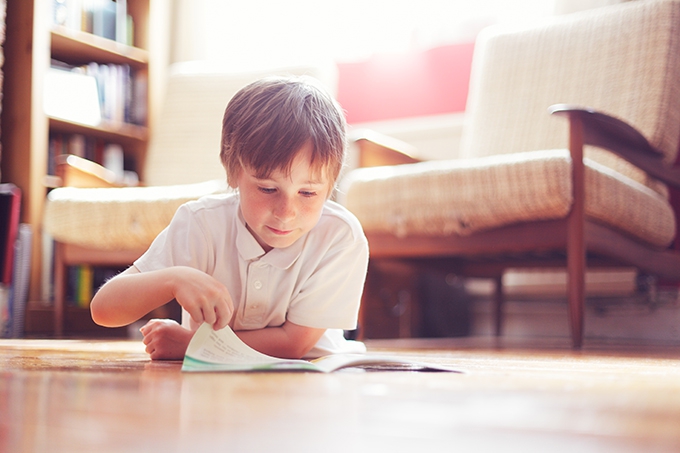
183 0 555 65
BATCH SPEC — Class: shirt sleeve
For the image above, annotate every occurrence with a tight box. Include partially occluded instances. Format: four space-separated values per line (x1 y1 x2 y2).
134 202 214 275
285 222 369 331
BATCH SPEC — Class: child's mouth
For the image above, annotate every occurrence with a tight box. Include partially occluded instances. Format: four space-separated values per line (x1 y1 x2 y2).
267 226 293 236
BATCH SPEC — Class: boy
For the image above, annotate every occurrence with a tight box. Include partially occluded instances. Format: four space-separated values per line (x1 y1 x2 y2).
90 76 368 360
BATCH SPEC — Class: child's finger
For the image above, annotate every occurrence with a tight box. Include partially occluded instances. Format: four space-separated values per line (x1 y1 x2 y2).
213 308 229 330
214 299 233 330
212 313 224 330
138 318 160 336
184 305 205 326
201 305 217 326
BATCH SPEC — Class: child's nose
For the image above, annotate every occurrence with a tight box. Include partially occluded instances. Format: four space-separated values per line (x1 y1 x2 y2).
274 197 296 221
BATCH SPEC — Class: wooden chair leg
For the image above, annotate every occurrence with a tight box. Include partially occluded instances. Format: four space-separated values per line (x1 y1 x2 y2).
566 112 587 349
567 225 585 348
494 275 504 337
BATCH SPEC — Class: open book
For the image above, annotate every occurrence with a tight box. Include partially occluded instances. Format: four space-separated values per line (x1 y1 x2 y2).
182 323 462 373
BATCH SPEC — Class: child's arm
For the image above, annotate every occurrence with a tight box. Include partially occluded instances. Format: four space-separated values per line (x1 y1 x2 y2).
236 321 325 359
90 266 234 330
138 318 323 361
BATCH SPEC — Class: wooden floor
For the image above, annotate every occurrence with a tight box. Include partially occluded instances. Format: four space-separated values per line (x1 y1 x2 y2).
1 336 680 453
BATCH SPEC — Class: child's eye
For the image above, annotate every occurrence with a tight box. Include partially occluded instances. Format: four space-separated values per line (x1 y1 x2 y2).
300 190 317 197
258 187 276 194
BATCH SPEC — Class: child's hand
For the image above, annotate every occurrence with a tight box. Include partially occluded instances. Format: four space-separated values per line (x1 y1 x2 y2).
169 266 234 330
140 319 193 360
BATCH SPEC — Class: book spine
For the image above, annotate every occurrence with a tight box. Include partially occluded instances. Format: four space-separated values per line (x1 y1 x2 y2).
78 265 94 308
131 70 148 126
54 0 134 47
68 134 86 158
65 264 123 308
0 184 22 285
9 225 32 338
41 233 54 304
67 265 79 306
48 134 57 176
115 0 127 44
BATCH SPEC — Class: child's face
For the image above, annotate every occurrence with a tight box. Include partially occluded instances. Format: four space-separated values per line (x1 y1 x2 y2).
236 142 331 252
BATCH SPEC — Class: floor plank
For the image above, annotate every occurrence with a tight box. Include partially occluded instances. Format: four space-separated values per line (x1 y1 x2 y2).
1 337 679 452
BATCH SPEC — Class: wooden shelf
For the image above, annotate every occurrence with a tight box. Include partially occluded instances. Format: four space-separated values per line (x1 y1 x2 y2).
51 25 148 67
49 117 148 149
2 0 170 337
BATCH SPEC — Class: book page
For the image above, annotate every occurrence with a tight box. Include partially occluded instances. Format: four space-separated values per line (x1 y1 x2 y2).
182 323 317 372
311 353 463 373
182 323 463 373
185 323 296 365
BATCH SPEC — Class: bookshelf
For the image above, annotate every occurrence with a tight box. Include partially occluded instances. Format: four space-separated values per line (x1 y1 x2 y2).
1 0 170 336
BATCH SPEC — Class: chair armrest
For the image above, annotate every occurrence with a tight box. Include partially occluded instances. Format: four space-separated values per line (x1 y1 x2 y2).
350 129 422 168
550 104 680 188
55 154 122 188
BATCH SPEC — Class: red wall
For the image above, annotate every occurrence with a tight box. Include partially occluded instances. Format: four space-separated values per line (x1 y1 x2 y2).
336 42 475 124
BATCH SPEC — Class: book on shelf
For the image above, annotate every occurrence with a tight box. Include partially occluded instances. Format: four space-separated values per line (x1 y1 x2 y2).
102 143 123 180
130 70 148 126
48 133 104 175
0 184 21 287
66 264 122 308
182 323 463 373
42 235 55 307
6 225 32 338
52 0 133 46
0 186 31 338
91 0 116 40
47 132 139 186
47 60 148 127
78 265 93 308
44 67 102 126
0 185 21 336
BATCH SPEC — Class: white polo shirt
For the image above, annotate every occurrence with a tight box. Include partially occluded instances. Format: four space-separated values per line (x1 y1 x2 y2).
134 192 369 356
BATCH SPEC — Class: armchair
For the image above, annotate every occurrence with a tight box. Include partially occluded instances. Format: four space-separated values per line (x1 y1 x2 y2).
341 0 680 347
44 61 338 336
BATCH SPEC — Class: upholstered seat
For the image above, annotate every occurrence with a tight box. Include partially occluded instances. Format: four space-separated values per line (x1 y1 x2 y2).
344 147 675 247
341 0 680 347
45 179 228 251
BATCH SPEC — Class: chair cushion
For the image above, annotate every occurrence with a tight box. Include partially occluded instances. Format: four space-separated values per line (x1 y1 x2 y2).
44 179 229 251
342 149 676 247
